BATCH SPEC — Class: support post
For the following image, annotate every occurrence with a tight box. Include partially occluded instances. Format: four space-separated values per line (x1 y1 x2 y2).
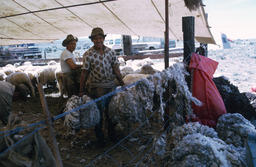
122 35 132 56
38 83 63 167
182 16 195 65
164 0 169 69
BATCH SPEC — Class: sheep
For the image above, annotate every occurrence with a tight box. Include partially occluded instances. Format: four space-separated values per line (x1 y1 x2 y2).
120 66 134 78
2 64 16 75
16 61 35 72
47 60 57 66
6 72 35 97
55 66 66 97
122 73 149 85
37 65 57 87
118 57 126 66
25 70 39 92
0 70 6 81
139 64 157 75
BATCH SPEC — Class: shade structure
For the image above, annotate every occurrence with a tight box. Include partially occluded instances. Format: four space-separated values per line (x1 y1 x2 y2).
0 0 215 46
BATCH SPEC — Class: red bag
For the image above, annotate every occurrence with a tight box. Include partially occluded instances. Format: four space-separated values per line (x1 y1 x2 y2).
189 53 226 128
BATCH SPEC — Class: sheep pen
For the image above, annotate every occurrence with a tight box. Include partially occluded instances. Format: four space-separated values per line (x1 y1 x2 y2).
0 58 256 167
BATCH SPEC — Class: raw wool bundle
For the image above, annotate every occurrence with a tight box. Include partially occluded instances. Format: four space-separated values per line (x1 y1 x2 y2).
109 62 201 134
184 0 202 11
64 95 81 130
108 78 155 132
213 76 255 120
80 95 100 129
216 113 256 147
148 63 201 126
169 122 218 147
64 95 100 130
245 92 256 110
167 133 245 167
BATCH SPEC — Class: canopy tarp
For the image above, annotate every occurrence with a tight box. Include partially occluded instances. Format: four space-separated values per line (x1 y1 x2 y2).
0 0 215 46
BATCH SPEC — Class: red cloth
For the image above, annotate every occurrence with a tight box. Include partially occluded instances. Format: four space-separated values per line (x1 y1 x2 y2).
189 53 227 128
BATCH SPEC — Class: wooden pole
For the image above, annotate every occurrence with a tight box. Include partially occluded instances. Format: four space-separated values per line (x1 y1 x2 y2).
37 83 63 167
182 16 195 92
182 16 195 65
122 35 132 56
164 0 169 69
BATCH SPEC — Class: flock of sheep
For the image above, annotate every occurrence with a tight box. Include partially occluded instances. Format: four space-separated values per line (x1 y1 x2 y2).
0 57 161 98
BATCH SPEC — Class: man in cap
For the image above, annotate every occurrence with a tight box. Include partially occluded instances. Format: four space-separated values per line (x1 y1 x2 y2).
61 34 82 97
79 27 124 144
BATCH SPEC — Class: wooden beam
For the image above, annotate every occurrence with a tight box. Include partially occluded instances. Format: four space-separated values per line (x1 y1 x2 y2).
182 16 195 65
38 83 63 167
164 0 169 69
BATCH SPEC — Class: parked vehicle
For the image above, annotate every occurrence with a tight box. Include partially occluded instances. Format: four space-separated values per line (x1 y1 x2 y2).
104 35 123 55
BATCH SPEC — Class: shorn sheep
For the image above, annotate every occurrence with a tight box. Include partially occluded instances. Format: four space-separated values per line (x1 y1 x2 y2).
6 72 35 97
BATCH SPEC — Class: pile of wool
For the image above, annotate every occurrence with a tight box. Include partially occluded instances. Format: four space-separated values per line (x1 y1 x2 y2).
164 122 246 167
64 95 100 131
169 122 217 147
108 63 201 134
245 92 256 110
147 63 201 124
108 78 155 132
213 76 255 120
216 113 256 147
167 133 244 167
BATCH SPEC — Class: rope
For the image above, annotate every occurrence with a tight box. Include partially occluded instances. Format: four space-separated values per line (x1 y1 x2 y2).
0 82 138 137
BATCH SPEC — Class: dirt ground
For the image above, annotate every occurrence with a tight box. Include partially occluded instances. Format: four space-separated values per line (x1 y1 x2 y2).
9 87 158 167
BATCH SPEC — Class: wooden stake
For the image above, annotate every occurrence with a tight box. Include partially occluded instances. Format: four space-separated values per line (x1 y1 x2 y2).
37 83 63 167
164 0 169 69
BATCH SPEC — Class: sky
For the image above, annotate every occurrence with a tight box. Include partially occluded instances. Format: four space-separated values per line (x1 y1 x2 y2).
204 0 256 41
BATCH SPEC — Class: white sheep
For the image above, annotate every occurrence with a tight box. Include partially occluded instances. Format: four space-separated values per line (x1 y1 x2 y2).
122 73 149 85
120 66 134 78
37 65 57 87
47 60 57 66
139 64 157 75
2 64 16 75
0 69 7 81
118 57 126 66
55 66 66 97
6 72 35 97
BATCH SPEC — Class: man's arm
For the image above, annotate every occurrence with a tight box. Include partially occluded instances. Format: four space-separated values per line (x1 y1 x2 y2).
66 58 82 70
112 65 124 86
79 69 90 97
